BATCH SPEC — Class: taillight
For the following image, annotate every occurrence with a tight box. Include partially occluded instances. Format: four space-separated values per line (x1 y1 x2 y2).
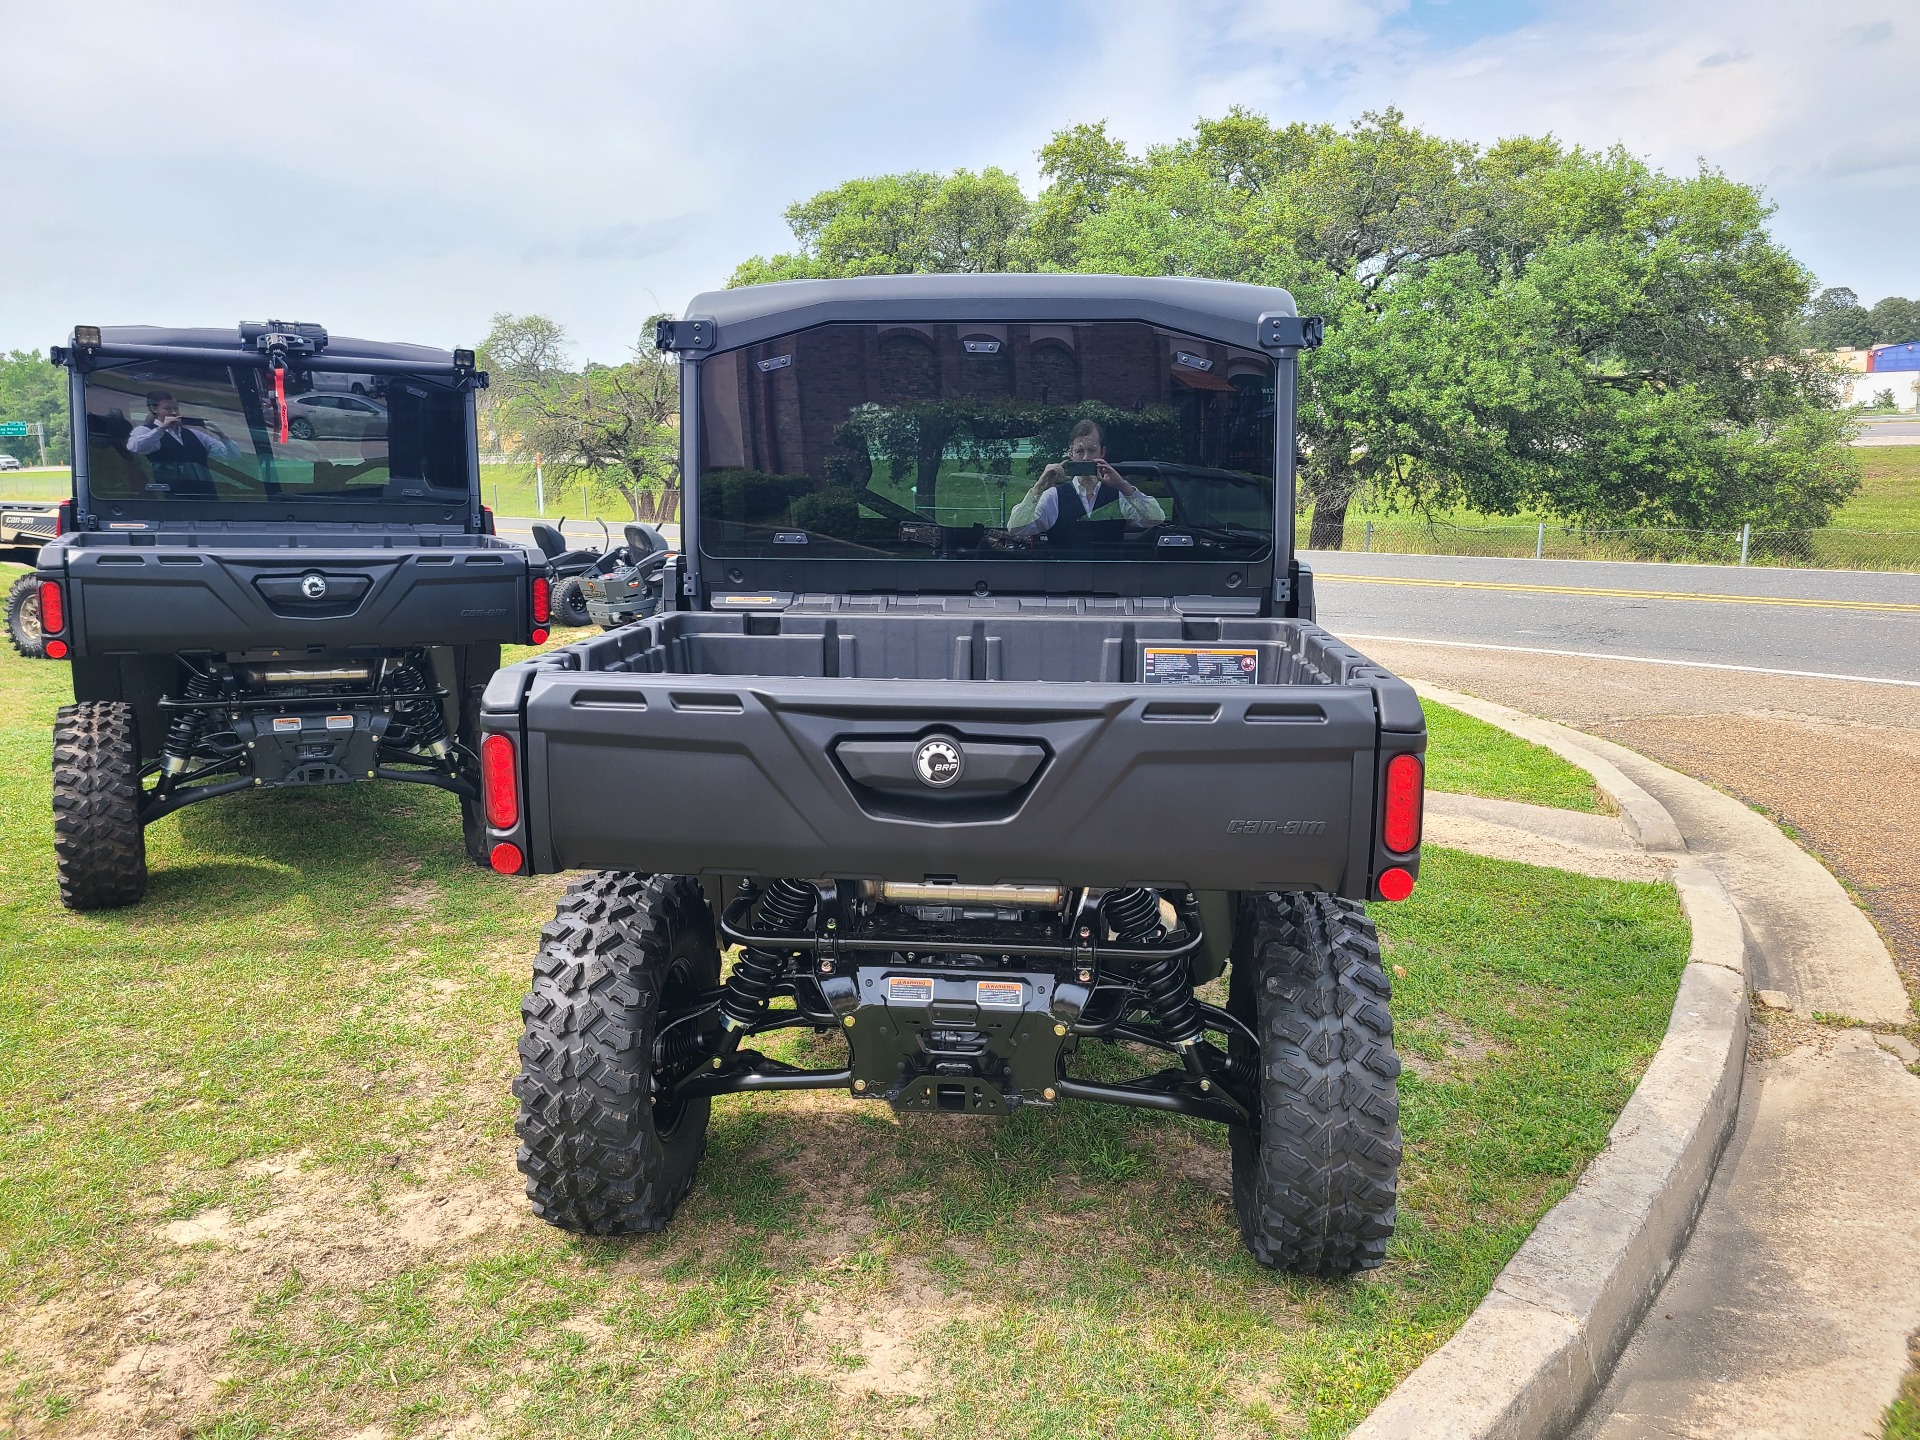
56 500 73 537
1383 753 1422 854
481 733 519 829
480 505 497 535
38 580 65 634
1378 866 1415 901
489 841 525 874
531 575 551 625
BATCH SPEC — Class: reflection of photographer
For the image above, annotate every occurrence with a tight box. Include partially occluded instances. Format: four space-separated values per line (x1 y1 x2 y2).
1008 419 1164 542
127 391 231 496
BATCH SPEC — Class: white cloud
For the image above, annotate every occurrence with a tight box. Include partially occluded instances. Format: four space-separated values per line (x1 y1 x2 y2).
1 0 1913 361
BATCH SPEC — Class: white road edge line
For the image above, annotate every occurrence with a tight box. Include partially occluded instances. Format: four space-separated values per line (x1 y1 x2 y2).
1338 633 1920 689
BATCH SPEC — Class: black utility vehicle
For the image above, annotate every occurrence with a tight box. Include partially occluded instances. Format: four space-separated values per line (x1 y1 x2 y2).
5 500 62 656
481 276 1425 1276
38 322 551 910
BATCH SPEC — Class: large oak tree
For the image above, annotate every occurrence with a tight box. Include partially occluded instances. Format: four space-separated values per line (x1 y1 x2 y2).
730 109 1857 545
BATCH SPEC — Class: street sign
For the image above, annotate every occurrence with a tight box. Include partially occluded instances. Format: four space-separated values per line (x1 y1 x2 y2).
0 422 28 437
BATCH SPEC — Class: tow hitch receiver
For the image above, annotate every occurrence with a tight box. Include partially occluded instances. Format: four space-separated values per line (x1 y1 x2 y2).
845 968 1069 1114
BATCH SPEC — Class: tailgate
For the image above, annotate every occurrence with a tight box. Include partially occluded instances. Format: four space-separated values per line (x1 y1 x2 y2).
494 670 1386 895
54 542 534 654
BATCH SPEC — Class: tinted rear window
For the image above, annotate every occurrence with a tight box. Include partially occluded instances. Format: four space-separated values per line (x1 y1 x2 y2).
698 321 1274 562
83 361 469 505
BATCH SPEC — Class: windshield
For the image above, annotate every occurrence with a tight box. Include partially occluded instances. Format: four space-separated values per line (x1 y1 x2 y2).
698 321 1274 561
82 360 470 506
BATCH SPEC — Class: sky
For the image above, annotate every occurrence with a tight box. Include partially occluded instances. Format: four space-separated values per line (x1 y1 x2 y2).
1 0 1914 363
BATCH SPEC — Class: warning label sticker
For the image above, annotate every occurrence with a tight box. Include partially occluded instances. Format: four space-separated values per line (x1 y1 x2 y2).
271 716 303 733
1142 647 1260 686
887 976 934 1004
976 980 1024 1008
325 714 354 731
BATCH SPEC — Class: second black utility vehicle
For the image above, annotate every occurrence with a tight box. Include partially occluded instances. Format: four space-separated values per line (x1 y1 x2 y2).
38 322 551 910
482 276 1425 1277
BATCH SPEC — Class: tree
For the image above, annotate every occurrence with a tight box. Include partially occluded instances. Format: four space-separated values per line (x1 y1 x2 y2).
730 167 1031 285
1802 287 1875 349
508 336 679 522
736 109 1857 544
0 349 70 465
1868 295 1920 345
479 312 572 386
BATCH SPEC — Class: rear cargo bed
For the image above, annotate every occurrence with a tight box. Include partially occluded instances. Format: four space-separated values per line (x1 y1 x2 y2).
487 609 1422 898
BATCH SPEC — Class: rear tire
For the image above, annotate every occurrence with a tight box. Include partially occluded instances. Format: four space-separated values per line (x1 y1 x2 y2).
515 872 720 1234
52 702 148 910
553 577 591 628
1228 890 1400 1277
7 573 44 658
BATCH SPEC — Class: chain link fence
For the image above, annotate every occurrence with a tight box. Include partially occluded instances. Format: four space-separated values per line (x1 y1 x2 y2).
1299 518 1920 573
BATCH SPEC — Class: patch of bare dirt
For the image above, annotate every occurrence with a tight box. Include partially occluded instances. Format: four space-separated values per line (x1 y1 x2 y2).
1401 1014 1506 1081
3 1123 529 1438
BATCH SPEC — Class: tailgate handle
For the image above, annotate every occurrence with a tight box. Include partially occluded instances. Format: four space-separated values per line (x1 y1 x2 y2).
835 739 1045 797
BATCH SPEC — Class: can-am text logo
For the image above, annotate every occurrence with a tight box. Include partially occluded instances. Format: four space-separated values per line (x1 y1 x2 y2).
300 573 328 599
1226 819 1326 835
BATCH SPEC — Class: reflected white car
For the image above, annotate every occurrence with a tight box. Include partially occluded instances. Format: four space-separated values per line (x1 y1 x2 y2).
285 393 387 442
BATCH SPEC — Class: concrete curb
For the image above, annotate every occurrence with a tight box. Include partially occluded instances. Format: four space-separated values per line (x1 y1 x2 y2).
1412 683 1687 855
1349 686 1749 1440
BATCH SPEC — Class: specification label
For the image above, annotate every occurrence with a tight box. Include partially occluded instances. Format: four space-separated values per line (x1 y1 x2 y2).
1142 647 1260 685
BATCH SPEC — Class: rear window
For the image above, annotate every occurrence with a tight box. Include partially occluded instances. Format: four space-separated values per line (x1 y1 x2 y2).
82 361 470 505
698 321 1275 562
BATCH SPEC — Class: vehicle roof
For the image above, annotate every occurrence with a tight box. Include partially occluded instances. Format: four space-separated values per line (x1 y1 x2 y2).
86 325 453 365
683 273 1300 354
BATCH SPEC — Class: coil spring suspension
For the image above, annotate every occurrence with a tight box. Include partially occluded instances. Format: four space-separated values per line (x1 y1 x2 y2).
1106 887 1204 1049
160 671 222 777
385 659 451 758
719 879 818 1033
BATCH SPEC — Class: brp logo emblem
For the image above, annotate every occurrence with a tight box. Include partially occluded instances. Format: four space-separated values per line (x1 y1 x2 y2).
300 573 328 600
914 738 964 789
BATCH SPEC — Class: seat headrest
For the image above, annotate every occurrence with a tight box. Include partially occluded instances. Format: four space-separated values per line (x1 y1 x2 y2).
529 522 566 558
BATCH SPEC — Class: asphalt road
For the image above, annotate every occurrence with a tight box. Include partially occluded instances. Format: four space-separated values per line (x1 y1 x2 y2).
1856 415 1920 446
1305 551 1920 685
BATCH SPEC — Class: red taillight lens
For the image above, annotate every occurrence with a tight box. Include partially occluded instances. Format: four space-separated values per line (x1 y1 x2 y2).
531 575 551 625
38 581 64 634
1383 753 1423 854
480 506 497 535
1378 866 1415 901
56 500 73 537
529 627 549 646
481 733 519 829
45 639 69 659
489 841 525 874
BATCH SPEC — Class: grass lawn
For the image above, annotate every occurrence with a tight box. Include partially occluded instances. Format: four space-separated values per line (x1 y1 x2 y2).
1421 701 1607 813
1835 445 1920 532
0 589 1687 1438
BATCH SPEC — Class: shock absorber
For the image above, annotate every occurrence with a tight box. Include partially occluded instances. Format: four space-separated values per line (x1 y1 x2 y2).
159 670 222 779
1105 887 1211 1077
384 658 452 759
713 879 818 1064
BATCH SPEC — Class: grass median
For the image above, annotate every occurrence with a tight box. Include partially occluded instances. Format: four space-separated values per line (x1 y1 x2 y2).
0 622 1685 1438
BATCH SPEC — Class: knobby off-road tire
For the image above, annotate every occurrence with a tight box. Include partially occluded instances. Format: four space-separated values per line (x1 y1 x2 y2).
515 872 721 1234
1228 890 1401 1277
553 577 591 628
6 573 45 658
52 701 148 910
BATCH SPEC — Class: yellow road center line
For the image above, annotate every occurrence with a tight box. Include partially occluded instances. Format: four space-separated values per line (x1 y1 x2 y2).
1318 573 1920 614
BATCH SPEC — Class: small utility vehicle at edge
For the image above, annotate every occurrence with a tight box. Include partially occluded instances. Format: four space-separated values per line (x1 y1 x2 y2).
37 322 551 909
